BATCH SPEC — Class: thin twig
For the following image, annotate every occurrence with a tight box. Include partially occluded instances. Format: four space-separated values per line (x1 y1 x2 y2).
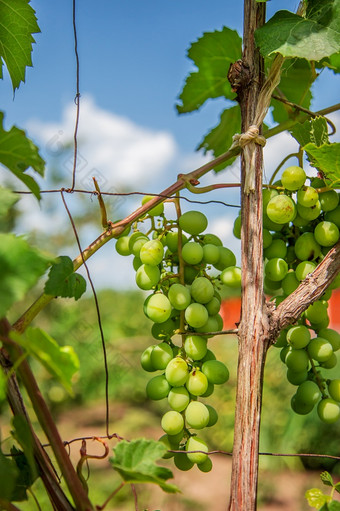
70 0 81 191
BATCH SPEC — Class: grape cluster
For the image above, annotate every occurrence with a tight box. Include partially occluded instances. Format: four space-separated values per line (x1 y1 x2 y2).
235 166 340 423
116 197 238 471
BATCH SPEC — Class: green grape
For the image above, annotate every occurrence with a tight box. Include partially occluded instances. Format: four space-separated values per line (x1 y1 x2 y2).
133 256 142 271
191 277 215 304
184 266 199 284
197 457 213 472
150 342 174 370
161 411 184 435
265 257 288 282
266 195 296 224
213 247 236 271
215 313 224 331
264 276 282 292
314 221 339 247
263 229 273 249
295 261 317 281
168 430 184 445
305 301 329 324
179 211 208 235
184 335 208 360
130 235 149 257
128 231 147 251
168 283 191 310
205 405 218 427
291 394 315 415
294 232 321 261
140 239 164 266
319 189 339 212
280 345 290 363
274 330 287 348
185 303 209 328
325 205 340 228
293 214 310 228
186 369 209 396
309 317 330 331
233 215 241 239
165 357 189 386
328 379 340 402
330 273 340 290
185 401 209 429
202 244 220 264
321 353 337 369
263 188 278 210
151 315 179 340
200 349 216 363
144 293 172 323
115 236 131 256
174 452 194 471
205 296 221 316
281 166 306 191
195 315 220 336
141 195 164 216
296 380 321 406
186 437 208 464
182 242 204 264
285 348 309 372
307 337 333 362
146 375 171 400
201 381 214 397
286 368 308 385
297 186 319 207
168 387 190 412
264 239 287 259
311 177 326 188
159 435 175 459
297 201 322 221
317 398 340 424
165 231 188 253
287 325 311 349
263 213 284 232
220 266 242 288
281 271 299 295
136 264 160 290
202 233 223 246
317 328 340 352
201 360 229 384
140 345 156 372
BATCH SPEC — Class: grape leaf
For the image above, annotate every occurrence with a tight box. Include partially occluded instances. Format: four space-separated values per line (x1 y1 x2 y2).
317 52 340 72
11 416 37 486
290 117 329 147
44 255 87 300
0 0 40 91
197 105 241 171
0 112 45 199
11 327 79 395
0 186 19 217
320 471 334 488
305 488 331 508
303 142 340 183
329 502 340 510
0 233 54 317
335 482 340 494
110 439 179 493
271 59 315 124
176 27 242 113
255 0 340 61
0 448 19 501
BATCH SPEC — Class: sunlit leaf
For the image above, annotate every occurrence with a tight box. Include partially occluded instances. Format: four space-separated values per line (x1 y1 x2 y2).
44 255 86 301
305 488 330 508
303 142 340 184
290 117 329 147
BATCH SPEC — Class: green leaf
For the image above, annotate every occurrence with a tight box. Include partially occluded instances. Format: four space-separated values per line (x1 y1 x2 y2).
317 52 340 72
0 0 40 91
271 59 315 124
335 482 340 494
0 186 19 217
0 233 54 317
255 0 340 61
197 105 241 171
0 112 45 199
176 27 242 113
320 471 334 488
290 117 329 147
11 416 37 486
11 327 79 395
0 447 19 501
303 142 340 183
305 488 331 508
328 502 340 510
110 439 179 493
44 256 87 301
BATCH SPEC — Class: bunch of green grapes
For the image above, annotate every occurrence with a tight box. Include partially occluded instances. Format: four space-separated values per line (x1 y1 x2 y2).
234 166 340 424
116 196 239 471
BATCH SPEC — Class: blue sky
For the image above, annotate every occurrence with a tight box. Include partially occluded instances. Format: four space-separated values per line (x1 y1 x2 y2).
1 1 340 288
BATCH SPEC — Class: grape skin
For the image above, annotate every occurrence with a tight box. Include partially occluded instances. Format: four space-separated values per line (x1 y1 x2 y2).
179 210 208 235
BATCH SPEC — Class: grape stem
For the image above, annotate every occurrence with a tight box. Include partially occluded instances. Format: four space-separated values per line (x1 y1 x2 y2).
308 356 327 398
174 194 186 343
268 152 301 185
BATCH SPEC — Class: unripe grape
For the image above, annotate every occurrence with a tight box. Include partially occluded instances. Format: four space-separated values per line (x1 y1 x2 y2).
319 189 339 212
184 335 208 360
185 303 209 328
165 231 188 253
206 404 218 427
202 244 220 264
168 283 191 310
186 436 208 464
263 213 284 232
140 239 164 266
285 348 309 372
274 330 287 348
131 236 149 257
205 296 221 316
317 398 340 423
281 271 299 295
220 266 241 288
263 229 273 249
141 195 164 216
161 411 184 435
165 357 189 386
262 188 278 210
197 457 213 472
321 353 337 369
191 277 214 304
174 452 194 471
133 256 142 271
140 345 156 372
151 315 179 340
297 201 322 221
185 401 209 429
317 328 340 352
314 221 339 247
150 342 174 370
281 166 306 191
201 381 214 397
146 375 171 400
264 239 287 259
325 205 340 228
186 369 209 396
287 325 311 349
294 232 321 261
182 242 204 264
144 294 172 323
168 387 190 412
296 380 321 406
115 236 131 256
179 211 208 235
184 266 199 284
195 315 220 336
202 233 223 246
233 216 241 239
265 257 288 282
213 247 236 271
297 186 319 207
305 301 329 324
328 380 340 402
286 368 308 385
307 337 333 362
295 261 317 281
136 264 160 290
266 195 296 224
159 434 175 459
201 360 229 384
291 394 314 415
